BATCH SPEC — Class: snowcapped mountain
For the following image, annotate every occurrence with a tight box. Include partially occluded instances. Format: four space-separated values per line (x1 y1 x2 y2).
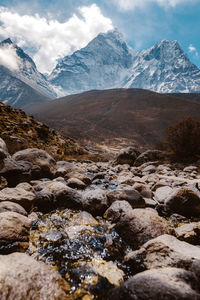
48 29 135 94
0 38 56 108
123 40 200 93
49 29 200 94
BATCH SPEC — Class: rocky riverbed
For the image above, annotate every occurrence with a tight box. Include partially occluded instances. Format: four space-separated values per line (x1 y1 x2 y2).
1 141 200 299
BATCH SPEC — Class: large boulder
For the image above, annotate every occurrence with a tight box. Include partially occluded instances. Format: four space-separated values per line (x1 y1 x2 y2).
125 234 200 271
175 222 200 245
165 187 200 217
83 188 109 216
0 158 32 186
104 200 133 222
34 180 83 212
107 268 200 300
0 201 27 216
13 148 56 179
0 252 69 299
134 150 164 167
0 187 35 211
115 209 169 249
0 212 30 254
114 147 140 166
107 187 145 209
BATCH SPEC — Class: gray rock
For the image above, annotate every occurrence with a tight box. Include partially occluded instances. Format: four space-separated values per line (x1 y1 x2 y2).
34 180 83 212
67 177 86 190
83 188 109 216
133 183 153 198
175 223 200 245
13 148 56 179
0 212 30 254
104 200 132 222
0 187 35 211
0 201 27 216
165 187 200 216
0 252 69 299
107 268 200 300
115 209 169 249
55 160 75 177
114 147 140 166
125 234 200 271
0 158 32 186
134 150 164 167
154 186 173 204
107 187 145 209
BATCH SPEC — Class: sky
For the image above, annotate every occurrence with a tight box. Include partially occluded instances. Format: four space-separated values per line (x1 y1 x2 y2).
0 0 199 74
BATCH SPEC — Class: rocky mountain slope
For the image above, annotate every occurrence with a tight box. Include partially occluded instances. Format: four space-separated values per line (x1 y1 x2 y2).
49 29 200 94
28 88 200 150
0 39 56 108
0 102 84 160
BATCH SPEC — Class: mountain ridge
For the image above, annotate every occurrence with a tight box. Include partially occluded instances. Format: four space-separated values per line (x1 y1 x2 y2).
49 29 200 95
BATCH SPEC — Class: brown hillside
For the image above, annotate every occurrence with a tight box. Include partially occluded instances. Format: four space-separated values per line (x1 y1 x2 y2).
0 102 85 160
27 88 200 150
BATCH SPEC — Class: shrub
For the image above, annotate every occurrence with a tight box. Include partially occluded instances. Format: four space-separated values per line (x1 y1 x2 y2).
163 117 200 162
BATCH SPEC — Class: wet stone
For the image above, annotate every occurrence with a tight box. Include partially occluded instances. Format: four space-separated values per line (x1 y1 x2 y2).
28 209 131 299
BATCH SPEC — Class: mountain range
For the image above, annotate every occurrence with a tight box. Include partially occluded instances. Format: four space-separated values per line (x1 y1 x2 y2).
0 29 200 108
49 29 200 95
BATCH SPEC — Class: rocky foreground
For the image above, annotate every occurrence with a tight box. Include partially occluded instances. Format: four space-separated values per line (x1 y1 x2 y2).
1 142 200 299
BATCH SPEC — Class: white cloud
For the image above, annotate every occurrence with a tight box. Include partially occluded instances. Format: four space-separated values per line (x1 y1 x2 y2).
0 4 113 73
0 44 21 71
189 44 199 57
114 0 197 11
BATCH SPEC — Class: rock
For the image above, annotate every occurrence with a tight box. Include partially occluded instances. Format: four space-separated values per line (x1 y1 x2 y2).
0 201 27 216
144 198 157 208
184 166 198 172
107 268 200 300
0 176 7 190
0 158 32 186
67 177 86 189
0 187 35 211
154 186 173 204
142 165 156 174
34 180 83 212
3 135 28 154
55 160 75 177
175 223 200 245
192 260 200 280
107 187 145 209
91 255 124 286
0 137 9 163
165 187 200 216
0 212 30 253
115 209 169 249
114 147 140 166
104 200 133 222
16 182 33 191
13 148 56 179
125 234 200 271
0 252 69 299
83 188 109 216
134 150 164 167
133 183 153 198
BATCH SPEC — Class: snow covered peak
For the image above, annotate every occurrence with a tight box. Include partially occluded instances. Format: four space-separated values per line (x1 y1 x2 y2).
1 38 13 45
0 38 57 105
49 28 135 94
